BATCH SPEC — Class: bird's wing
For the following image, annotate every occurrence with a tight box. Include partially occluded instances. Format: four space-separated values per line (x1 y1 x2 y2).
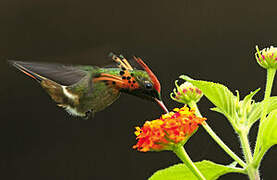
9 60 89 86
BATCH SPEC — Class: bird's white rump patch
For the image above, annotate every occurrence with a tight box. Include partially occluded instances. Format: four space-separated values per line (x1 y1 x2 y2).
62 86 78 100
58 104 85 117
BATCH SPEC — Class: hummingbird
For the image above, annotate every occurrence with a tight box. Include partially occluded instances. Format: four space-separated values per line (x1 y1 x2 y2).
9 53 168 119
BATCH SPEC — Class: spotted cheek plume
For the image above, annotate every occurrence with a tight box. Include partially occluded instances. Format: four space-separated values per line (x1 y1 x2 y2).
93 70 139 90
117 69 140 90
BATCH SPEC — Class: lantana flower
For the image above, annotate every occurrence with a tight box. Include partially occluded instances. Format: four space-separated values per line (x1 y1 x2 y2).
171 81 203 104
133 106 206 152
255 45 277 69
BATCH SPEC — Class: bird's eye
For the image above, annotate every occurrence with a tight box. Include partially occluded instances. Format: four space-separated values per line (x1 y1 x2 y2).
145 82 153 89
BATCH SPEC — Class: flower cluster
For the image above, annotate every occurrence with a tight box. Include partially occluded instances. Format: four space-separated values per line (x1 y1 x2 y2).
255 46 277 69
133 106 206 152
171 81 203 104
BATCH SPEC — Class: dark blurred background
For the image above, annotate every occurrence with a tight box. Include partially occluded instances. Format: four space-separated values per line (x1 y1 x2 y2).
1 0 277 179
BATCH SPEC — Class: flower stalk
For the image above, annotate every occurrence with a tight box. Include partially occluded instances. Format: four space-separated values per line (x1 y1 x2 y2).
254 68 276 158
173 145 206 180
238 129 260 180
188 101 246 168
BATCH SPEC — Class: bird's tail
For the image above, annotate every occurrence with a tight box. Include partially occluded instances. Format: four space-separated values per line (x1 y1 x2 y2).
8 60 44 82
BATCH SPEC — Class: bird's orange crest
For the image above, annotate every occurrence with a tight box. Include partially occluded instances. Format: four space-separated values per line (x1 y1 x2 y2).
133 56 161 93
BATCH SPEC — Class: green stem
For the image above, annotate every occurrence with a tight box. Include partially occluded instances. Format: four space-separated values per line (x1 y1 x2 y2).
203 123 246 168
253 148 267 169
254 68 276 158
189 102 246 168
173 145 206 180
264 68 276 105
239 131 253 164
239 131 260 180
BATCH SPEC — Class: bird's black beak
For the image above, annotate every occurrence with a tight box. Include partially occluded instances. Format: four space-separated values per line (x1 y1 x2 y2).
154 98 169 113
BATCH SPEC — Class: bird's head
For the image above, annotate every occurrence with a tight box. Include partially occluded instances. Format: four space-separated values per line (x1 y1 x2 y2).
113 55 168 113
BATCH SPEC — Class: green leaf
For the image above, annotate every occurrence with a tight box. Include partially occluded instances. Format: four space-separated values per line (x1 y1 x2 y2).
248 96 277 126
247 102 262 126
268 97 277 112
227 161 238 168
180 75 236 124
149 160 245 180
241 89 259 115
238 89 259 127
253 108 277 166
258 109 277 151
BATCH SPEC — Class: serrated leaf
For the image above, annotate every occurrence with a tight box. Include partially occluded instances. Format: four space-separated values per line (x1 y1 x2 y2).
258 109 277 151
149 160 244 180
248 96 277 126
238 89 259 128
180 75 236 124
210 107 233 121
241 89 259 113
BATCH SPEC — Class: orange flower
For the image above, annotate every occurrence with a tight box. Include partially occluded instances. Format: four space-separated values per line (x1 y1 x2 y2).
133 106 206 152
